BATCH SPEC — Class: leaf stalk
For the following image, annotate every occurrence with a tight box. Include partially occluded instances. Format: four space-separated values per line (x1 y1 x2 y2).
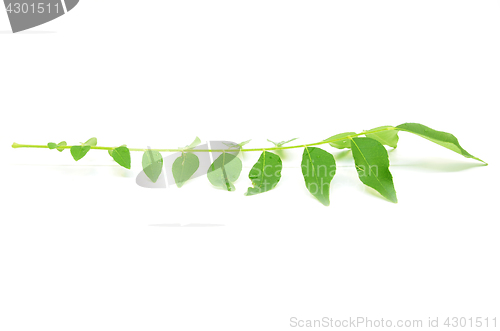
11 128 387 153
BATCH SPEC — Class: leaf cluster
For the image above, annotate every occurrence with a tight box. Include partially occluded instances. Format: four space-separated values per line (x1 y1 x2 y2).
40 123 485 206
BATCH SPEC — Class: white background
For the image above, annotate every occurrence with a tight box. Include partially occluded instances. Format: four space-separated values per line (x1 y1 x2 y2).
1 1 499 330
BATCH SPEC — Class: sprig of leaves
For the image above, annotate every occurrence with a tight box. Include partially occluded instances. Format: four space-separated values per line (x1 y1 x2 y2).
12 123 486 206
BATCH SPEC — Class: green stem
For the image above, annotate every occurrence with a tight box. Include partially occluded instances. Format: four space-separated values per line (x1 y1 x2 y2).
11 127 395 153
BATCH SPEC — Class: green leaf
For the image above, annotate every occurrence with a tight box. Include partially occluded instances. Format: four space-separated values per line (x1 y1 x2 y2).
238 139 252 147
396 123 486 164
111 145 131 169
172 153 199 188
142 150 163 183
324 132 357 149
48 141 67 152
226 139 252 149
246 151 282 196
207 152 242 191
350 137 397 203
70 137 97 161
56 141 67 152
267 138 298 147
301 147 336 206
364 126 399 148
108 149 113 157
70 145 91 161
223 139 251 150
183 137 201 150
84 137 97 147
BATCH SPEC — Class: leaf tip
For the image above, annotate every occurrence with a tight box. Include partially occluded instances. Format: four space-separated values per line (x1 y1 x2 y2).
474 157 488 165
320 199 330 206
244 188 258 196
